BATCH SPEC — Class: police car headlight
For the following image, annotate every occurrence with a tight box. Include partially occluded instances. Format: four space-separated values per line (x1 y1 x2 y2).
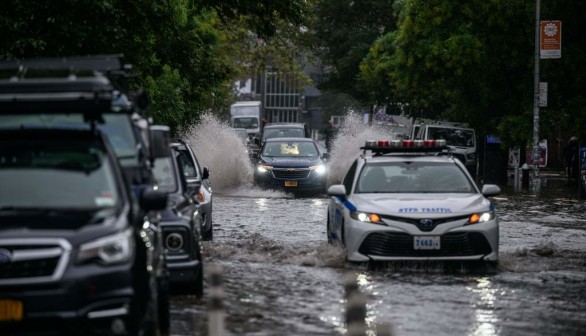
78 229 134 264
257 165 272 173
310 164 326 175
350 211 382 224
467 211 495 224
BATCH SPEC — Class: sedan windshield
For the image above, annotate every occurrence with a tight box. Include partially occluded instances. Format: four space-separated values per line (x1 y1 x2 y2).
356 162 474 193
0 138 120 209
262 141 318 157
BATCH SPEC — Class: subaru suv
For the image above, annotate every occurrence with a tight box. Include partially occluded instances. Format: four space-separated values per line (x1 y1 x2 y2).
0 55 170 335
0 129 167 335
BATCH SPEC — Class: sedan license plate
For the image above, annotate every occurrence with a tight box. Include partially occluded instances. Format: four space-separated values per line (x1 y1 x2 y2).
0 299 23 321
284 181 298 187
414 236 440 250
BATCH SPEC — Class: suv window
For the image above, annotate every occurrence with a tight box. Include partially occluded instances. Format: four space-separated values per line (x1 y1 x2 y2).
0 114 140 166
152 157 178 192
262 127 305 142
262 141 318 157
0 137 120 209
427 127 475 147
175 147 198 178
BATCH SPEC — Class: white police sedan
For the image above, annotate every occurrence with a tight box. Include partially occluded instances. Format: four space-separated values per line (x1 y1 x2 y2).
327 140 501 265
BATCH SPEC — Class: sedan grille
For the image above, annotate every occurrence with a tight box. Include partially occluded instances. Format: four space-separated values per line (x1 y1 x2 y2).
358 232 492 257
272 169 310 179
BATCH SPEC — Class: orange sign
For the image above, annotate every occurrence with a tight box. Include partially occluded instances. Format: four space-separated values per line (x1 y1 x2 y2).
540 21 561 59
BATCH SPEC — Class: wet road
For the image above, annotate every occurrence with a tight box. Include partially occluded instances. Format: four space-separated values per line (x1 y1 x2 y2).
172 115 586 336
169 178 586 336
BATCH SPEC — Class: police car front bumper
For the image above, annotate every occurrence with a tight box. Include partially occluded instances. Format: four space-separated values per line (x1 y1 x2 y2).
344 217 499 262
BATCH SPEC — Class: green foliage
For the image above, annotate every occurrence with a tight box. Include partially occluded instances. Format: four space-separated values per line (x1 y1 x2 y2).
308 0 397 104
359 0 586 149
0 0 308 135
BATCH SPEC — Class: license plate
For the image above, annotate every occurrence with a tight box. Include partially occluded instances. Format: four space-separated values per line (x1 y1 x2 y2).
284 181 298 187
414 236 440 250
0 299 23 321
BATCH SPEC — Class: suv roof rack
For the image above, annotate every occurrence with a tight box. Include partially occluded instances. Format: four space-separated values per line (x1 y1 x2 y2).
0 54 125 73
0 55 143 116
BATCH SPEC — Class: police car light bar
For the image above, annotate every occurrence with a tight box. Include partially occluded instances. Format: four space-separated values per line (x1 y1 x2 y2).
361 139 450 154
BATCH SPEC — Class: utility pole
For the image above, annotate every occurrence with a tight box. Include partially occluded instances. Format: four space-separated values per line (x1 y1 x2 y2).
532 0 542 190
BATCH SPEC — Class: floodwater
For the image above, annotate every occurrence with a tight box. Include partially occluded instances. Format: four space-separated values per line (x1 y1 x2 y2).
171 114 586 336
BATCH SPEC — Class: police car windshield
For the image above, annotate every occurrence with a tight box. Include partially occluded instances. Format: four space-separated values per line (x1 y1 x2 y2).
356 162 474 193
262 141 318 157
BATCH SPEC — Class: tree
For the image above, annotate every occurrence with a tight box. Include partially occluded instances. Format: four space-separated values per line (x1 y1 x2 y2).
0 0 309 134
307 0 397 105
360 0 586 148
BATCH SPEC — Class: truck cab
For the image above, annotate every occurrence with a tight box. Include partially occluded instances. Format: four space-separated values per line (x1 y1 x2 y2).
230 101 262 141
412 122 478 179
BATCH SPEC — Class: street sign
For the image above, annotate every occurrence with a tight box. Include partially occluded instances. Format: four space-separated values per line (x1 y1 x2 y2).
539 82 548 107
540 21 561 59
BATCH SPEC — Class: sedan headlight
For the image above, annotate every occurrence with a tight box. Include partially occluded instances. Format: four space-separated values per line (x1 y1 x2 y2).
467 210 495 224
310 164 326 175
78 229 134 264
257 165 272 173
350 211 382 224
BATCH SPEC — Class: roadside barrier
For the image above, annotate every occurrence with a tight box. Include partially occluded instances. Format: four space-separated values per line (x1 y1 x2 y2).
344 272 366 336
344 272 394 336
208 263 225 336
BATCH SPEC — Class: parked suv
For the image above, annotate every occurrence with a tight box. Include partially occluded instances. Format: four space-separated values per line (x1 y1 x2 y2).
0 55 170 335
172 139 213 241
0 129 167 335
153 131 204 296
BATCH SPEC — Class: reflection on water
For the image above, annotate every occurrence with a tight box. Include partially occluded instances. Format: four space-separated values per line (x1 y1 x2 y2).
468 277 498 336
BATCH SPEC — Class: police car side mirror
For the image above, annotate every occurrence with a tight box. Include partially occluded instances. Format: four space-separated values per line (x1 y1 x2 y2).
327 184 346 196
481 184 501 197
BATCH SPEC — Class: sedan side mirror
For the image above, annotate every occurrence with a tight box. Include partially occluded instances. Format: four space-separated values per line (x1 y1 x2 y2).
202 166 210 180
321 152 331 162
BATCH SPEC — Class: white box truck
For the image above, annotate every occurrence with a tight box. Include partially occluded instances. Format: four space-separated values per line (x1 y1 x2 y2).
412 121 478 179
230 101 262 140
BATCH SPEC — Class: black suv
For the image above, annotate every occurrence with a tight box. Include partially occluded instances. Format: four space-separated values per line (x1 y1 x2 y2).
259 122 310 146
172 139 213 241
152 130 204 296
0 55 170 335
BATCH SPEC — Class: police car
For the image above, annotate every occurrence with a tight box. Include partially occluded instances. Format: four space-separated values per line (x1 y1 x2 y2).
326 139 501 265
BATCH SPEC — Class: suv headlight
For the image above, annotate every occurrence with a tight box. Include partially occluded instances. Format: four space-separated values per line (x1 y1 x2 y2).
350 211 382 224
310 164 326 175
467 210 495 225
257 165 272 173
77 229 134 264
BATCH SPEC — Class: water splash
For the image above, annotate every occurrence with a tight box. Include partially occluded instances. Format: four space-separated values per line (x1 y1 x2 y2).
327 111 402 185
181 113 254 191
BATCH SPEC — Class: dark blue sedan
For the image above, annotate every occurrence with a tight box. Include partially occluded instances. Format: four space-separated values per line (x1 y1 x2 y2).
253 137 330 194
